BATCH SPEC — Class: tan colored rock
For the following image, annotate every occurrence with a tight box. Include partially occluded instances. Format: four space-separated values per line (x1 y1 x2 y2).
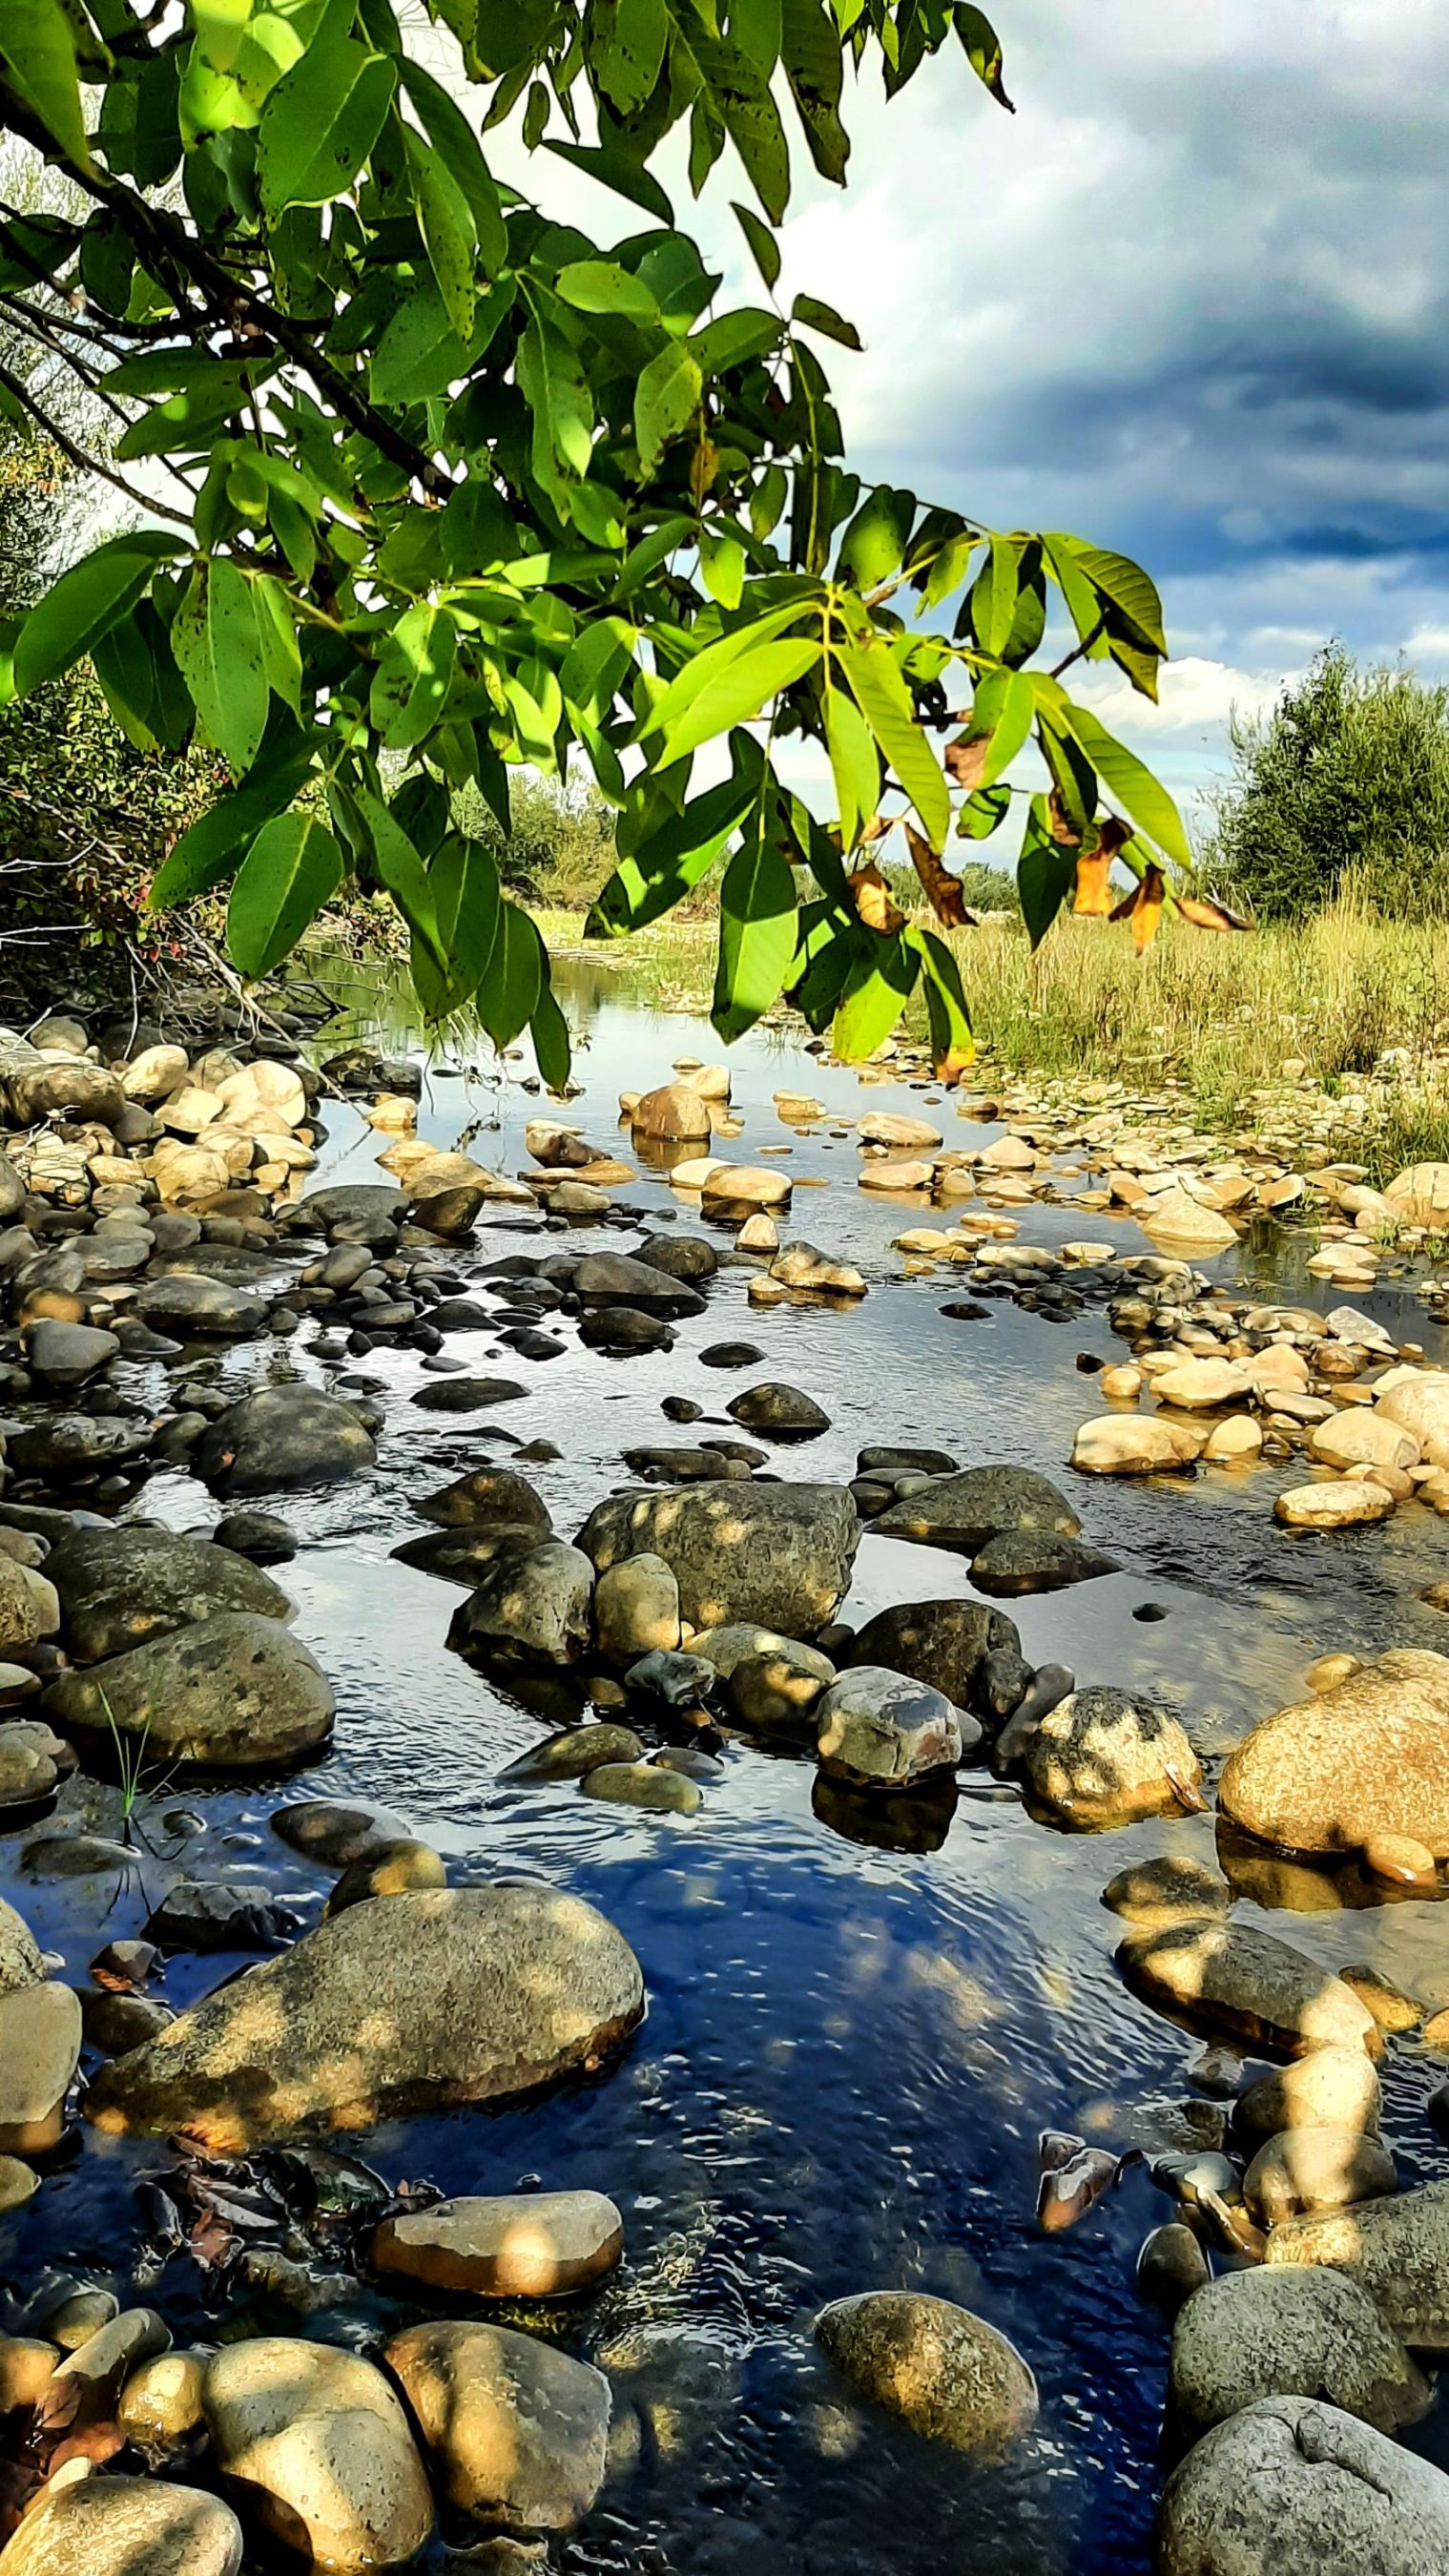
386 2319 611 2533
204 2337 433 2572
117 2349 207 2451
1071 1415 1203 1475
0 2337 57 2414
1364 1832 1438 1885
1309 1412 1418 1472
859 1111 941 1148
1117 1918 1377 2056
1376 1370 1449 1466
630 1083 712 1144
371 2191 623 2299
978 1133 1036 1171
0 1897 43 1997
0 2156 37 2212
0 1559 49 1655
700 1164 792 1215
735 1211 778 1252
0 1983 80 2151
1154 1359 1252 1410
858 1157 933 1192
1245 2127 1397 2226
1218 1649 1449 1858
1306 1652 1362 1693
216 1061 306 1132
1265 2180 1449 2349
1236 2047 1381 2143
593 1556 681 1663
1204 1414 1263 1462
119 1044 188 1104
0 2477 242 2576
52 2309 170 2424
1099 1363 1143 1402
1274 1479 1397 1529
1384 1161 1449 1227
1141 1189 1238 1249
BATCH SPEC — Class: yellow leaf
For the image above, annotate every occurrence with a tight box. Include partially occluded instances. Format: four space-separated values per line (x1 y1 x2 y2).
904 821 979 928
847 862 905 934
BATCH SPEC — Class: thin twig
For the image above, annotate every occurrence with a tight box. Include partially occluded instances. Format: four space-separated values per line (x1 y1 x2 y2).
0 358 194 530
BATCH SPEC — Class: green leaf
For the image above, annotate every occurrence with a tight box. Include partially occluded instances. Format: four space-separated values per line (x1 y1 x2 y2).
969 535 1019 656
837 485 914 589
589 735 764 934
228 810 342 975
689 34 791 224
836 634 950 850
962 665 1034 788
714 807 798 1040
397 55 507 265
825 685 879 848
172 556 269 774
657 636 819 764
92 600 192 755
1069 544 1168 655
0 0 93 175
832 932 919 1060
732 197 780 289
370 274 472 404
956 783 1011 839
791 292 861 350
428 833 500 1003
1017 795 1076 950
12 530 182 695
1041 532 1103 650
476 896 542 1049
369 601 456 749
257 20 396 217
555 258 662 325
591 0 668 114
114 362 255 459
149 748 315 907
690 307 780 373
406 130 476 343
732 0 783 73
634 342 702 472
908 922 974 1072
781 0 848 184
700 530 745 610
546 138 673 225
1053 698 1191 867
528 936 571 1087
517 311 593 489
954 4 1013 110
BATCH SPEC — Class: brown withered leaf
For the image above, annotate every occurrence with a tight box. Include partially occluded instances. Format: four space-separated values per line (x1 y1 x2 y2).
942 731 990 791
188 2208 236 2273
1110 862 1167 952
847 862 905 935
46 2421 125 2476
1046 791 1082 847
903 822 980 930
860 811 892 843
1178 892 1252 932
1072 851 1115 917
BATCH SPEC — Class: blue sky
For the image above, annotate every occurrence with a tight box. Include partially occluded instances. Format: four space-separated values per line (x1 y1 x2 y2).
755 0 1449 830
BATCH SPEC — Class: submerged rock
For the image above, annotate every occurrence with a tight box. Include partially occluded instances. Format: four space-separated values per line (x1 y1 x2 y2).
44 1614 333 1769
86 1886 645 2149
197 1385 377 1494
577 1481 859 1635
813 2291 1037 2458
1158 2395 1449 2574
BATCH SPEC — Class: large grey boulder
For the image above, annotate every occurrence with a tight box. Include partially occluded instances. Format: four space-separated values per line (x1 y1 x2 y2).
577 1481 859 1634
1170 2266 1428 2436
868 1465 1079 1553
44 1613 333 1769
1023 1686 1204 1829
569 1252 705 1316
134 1273 265 1339
1265 2180 1449 2349
295 1182 407 1233
46 1524 293 1664
197 1385 377 1494
1118 1919 1378 2057
86 1886 645 2149
1219 1649 1449 1857
1158 2395 1449 2574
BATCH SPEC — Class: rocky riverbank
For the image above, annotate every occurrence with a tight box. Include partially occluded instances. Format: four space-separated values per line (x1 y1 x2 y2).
1 995 1449 2570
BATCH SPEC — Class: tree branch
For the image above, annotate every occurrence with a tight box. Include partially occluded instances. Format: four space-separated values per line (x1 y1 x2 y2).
0 360 195 530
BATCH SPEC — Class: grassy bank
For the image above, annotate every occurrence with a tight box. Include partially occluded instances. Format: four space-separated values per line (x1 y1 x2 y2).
533 897 1449 1182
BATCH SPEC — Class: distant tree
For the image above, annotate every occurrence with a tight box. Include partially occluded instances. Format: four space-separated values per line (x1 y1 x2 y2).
1207 643 1449 922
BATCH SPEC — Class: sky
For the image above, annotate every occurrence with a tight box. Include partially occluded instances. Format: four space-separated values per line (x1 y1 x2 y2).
754 0 1449 822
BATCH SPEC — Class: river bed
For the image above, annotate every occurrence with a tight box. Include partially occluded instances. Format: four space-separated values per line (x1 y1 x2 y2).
6 957 1449 2573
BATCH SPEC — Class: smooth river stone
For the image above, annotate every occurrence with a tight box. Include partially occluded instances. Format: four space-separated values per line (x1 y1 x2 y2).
1266 2180 1449 2349
1159 2396 1449 2575
371 2190 623 2298
1117 1919 1378 2057
0 2477 243 2576
814 2291 1038 2459
1218 1649 1449 1858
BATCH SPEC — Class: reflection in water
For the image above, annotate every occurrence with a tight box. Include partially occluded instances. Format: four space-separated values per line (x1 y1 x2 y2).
7 952 1449 2573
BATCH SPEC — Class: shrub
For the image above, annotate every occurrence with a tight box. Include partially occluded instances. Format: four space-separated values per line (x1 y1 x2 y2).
1206 643 1449 921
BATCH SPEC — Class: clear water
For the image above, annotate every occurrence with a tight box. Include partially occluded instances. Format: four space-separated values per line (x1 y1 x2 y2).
7 955 1449 2572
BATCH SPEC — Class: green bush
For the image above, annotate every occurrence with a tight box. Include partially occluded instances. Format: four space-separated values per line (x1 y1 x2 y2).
1207 643 1449 921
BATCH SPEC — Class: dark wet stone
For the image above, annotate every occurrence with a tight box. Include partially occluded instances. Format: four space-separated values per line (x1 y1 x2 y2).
501 1723 645 1781
726 1384 830 1439
846 1602 1021 1713
133 1274 265 1340
417 1468 550 1531
393 1526 544 1587
624 1649 718 1710
578 1482 859 1635
857 1446 959 1477
428 1298 495 1331
23 1833 137 1879
661 1396 704 1423
870 1465 1081 1554
699 1341 764 1368
632 1234 718 1282
44 1615 334 1770
578 1309 673 1354
410 1377 528 1414
505 1330 566 1361
939 1301 990 1322
5 1417 149 1483
80 1989 175 2055
196 1386 377 1496
46 1525 293 1665
272 1800 410 1870
622 1446 752 1485
570 1253 705 1316
213 1511 297 1566
969 1529 1118 1596
144 1880 298 1950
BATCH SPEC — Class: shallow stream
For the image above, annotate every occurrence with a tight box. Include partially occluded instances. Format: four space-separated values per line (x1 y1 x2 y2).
7 956 1449 2572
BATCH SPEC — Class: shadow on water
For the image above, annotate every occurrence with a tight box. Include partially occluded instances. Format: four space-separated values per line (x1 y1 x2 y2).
7 948 1449 2573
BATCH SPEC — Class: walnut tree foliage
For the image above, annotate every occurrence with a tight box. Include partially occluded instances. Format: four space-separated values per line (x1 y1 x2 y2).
0 0 1211 1084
